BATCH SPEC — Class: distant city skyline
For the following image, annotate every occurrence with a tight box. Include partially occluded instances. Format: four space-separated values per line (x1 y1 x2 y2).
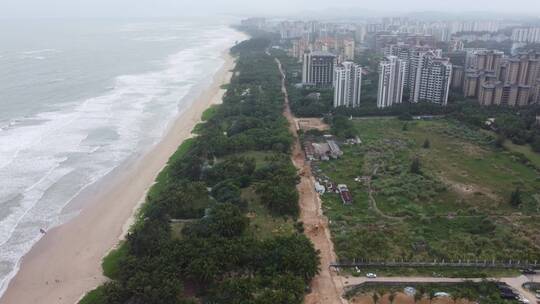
1 0 540 19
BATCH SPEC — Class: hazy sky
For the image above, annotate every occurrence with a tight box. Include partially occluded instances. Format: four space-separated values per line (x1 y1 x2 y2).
1 0 540 18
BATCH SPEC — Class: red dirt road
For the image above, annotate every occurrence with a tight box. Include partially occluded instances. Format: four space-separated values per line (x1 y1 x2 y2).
276 58 348 304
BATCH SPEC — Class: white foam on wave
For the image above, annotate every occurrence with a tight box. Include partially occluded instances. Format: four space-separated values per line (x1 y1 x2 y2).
0 24 245 298
21 49 59 55
20 56 46 60
20 49 60 60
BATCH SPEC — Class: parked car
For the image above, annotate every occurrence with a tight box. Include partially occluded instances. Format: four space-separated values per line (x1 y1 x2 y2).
522 268 538 275
365 272 377 278
518 296 530 304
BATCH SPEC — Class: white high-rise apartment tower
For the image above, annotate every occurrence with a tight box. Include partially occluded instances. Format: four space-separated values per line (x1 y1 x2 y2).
334 62 362 108
377 56 406 108
412 51 453 105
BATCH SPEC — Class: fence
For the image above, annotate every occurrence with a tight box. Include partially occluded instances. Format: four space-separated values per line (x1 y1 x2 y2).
331 259 539 269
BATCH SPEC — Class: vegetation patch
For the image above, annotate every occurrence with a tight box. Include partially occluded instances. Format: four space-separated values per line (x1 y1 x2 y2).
319 118 540 266
78 286 106 304
201 104 220 121
101 242 128 280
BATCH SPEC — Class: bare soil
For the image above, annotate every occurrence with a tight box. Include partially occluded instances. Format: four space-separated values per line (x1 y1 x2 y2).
350 292 476 304
277 58 347 304
297 118 330 132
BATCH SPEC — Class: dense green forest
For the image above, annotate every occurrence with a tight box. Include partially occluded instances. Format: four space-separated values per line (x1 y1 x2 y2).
80 37 319 304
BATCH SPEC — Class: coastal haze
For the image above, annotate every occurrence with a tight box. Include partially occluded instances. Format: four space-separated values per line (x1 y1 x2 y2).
1 0 540 17
0 18 244 297
1 0 540 303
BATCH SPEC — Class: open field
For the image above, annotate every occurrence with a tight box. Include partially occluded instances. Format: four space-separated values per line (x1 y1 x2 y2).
241 186 297 239
501 137 540 169
297 117 331 132
317 118 540 266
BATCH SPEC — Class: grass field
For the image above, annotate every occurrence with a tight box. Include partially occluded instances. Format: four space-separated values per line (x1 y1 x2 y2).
241 187 296 239
318 118 540 264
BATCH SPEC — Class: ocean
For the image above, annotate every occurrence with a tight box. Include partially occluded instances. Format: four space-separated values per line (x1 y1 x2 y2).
0 18 244 296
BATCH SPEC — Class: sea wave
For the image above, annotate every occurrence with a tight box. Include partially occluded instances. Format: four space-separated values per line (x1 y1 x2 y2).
0 23 244 298
20 49 60 60
21 49 59 55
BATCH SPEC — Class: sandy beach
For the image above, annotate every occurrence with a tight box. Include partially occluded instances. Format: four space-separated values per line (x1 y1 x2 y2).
0 52 236 304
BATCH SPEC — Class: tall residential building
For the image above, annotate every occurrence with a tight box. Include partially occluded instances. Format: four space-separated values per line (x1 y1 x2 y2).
466 51 540 106
377 56 406 108
451 65 465 90
355 25 367 44
343 39 355 61
512 27 540 44
302 51 336 88
334 62 362 108
464 49 503 74
411 51 453 105
384 44 442 96
290 38 310 60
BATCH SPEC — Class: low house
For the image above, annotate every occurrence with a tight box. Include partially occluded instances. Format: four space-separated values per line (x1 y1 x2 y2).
337 184 353 204
314 182 325 194
312 142 331 161
345 136 362 145
326 140 343 159
413 115 436 120
307 139 343 161
303 141 315 161
306 92 321 100
325 181 338 193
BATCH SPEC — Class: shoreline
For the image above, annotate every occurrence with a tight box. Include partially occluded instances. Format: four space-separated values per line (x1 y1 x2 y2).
0 50 237 304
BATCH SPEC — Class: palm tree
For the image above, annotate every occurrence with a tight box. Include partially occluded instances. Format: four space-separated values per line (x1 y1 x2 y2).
414 292 423 303
423 139 431 149
372 292 379 304
410 157 421 174
428 291 435 304
389 292 396 304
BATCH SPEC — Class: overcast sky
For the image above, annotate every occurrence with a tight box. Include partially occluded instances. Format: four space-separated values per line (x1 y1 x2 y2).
1 0 539 19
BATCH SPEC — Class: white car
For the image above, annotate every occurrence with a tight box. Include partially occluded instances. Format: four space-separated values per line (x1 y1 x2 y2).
365 272 377 278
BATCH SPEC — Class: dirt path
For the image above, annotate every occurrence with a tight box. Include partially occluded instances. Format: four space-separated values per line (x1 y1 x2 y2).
366 166 406 221
275 57 348 304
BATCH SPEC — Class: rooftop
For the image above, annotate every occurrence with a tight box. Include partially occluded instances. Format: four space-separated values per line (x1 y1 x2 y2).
309 50 336 57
